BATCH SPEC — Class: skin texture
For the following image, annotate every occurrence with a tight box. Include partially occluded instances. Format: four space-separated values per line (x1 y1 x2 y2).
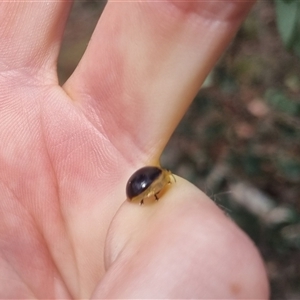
0 1 269 299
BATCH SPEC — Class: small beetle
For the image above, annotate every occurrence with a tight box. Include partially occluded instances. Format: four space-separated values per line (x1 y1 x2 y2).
126 166 175 205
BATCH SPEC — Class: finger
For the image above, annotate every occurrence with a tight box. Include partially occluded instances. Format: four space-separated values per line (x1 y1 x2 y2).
64 1 255 163
0 1 72 74
94 178 269 299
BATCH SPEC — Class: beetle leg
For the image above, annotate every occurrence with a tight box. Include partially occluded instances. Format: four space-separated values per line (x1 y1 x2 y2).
154 193 159 201
171 174 176 183
139 199 144 206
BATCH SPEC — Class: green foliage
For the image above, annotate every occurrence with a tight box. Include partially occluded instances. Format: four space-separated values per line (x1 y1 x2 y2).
275 155 300 182
275 0 300 57
265 89 300 117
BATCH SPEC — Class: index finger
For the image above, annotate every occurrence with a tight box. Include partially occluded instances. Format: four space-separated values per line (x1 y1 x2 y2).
64 1 255 165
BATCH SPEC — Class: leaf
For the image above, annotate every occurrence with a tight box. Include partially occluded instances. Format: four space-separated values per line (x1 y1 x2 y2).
275 0 299 48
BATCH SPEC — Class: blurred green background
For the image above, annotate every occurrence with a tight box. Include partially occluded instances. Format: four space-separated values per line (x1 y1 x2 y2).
58 1 300 299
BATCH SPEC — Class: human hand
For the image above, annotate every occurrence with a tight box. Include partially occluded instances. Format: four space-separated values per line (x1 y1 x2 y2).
0 1 269 298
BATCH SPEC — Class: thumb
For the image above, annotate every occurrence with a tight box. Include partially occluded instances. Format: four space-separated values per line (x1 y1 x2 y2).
93 178 269 299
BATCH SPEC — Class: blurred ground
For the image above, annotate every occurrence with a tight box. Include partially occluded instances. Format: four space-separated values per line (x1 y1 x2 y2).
58 1 300 299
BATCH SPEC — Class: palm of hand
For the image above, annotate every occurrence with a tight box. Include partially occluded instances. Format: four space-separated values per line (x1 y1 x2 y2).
0 1 268 299
0 74 123 297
